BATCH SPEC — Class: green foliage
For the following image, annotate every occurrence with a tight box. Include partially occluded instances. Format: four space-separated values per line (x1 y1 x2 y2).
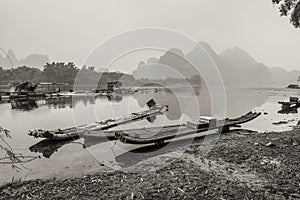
0 66 41 84
41 62 79 84
0 63 137 88
272 0 300 28
0 62 80 85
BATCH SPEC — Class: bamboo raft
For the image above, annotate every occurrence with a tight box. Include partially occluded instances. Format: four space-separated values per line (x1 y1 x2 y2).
27 112 261 159
28 99 168 140
115 112 261 145
29 111 260 144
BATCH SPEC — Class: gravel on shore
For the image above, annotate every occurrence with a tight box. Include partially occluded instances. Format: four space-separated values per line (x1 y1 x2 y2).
1 128 299 200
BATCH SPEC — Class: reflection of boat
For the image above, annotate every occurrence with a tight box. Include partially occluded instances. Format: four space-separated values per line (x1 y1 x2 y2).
11 99 38 111
29 138 79 158
82 133 116 148
28 99 168 140
116 112 261 145
9 97 72 111
278 108 298 114
107 93 122 102
29 132 117 158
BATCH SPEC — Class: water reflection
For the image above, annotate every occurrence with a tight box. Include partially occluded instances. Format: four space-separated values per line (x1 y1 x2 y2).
7 97 73 111
11 99 38 111
83 134 116 148
2 94 124 111
45 97 72 109
278 107 298 114
29 133 116 159
133 86 204 120
1 87 270 118
1 87 299 184
29 138 79 158
133 86 269 119
107 94 123 102
225 88 268 117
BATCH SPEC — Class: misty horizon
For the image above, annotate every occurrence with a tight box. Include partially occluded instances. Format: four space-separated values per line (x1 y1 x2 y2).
1 41 299 73
0 0 299 71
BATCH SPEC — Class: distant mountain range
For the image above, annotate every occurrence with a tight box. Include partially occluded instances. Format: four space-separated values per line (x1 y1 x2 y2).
133 48 200 83
134 42 300 87
199 42 300 87
0 49 49 69
268 67 300 86
134 48 194 80
1 45 299 88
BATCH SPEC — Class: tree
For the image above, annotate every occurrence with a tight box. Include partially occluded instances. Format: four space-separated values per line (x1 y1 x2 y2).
0 127 39 173
0 66 41 84
272 0 300 28
41 62 79 84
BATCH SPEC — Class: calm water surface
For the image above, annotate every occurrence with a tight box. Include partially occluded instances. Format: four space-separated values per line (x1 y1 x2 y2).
0 87 299 184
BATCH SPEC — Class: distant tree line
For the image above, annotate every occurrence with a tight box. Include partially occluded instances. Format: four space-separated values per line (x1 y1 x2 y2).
0 62 134 86
0 62 202 88
0 62 78 85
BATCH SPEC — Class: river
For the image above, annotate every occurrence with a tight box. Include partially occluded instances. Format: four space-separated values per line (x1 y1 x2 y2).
0 87 299 184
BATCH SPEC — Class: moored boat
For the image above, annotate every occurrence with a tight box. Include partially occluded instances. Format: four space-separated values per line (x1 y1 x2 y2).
28 110 261 145
28 99 168 140
116 111 261 145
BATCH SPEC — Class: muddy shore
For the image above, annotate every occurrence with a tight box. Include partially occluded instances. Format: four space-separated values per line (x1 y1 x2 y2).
1 128 299 200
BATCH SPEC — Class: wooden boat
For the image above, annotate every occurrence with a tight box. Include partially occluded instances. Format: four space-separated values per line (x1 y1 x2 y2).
278 97 300 110
28 101 260 145
116 111 261 145
28 99 168 140
287 84 300 89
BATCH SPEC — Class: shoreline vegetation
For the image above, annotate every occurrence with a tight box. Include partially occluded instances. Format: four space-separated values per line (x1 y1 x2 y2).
0 127 40 178
1 128 299 199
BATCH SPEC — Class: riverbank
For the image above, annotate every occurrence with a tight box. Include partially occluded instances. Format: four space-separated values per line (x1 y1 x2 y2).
1 128 299 199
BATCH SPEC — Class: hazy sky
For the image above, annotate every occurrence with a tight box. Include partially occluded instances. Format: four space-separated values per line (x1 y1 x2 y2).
0 0 299 71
